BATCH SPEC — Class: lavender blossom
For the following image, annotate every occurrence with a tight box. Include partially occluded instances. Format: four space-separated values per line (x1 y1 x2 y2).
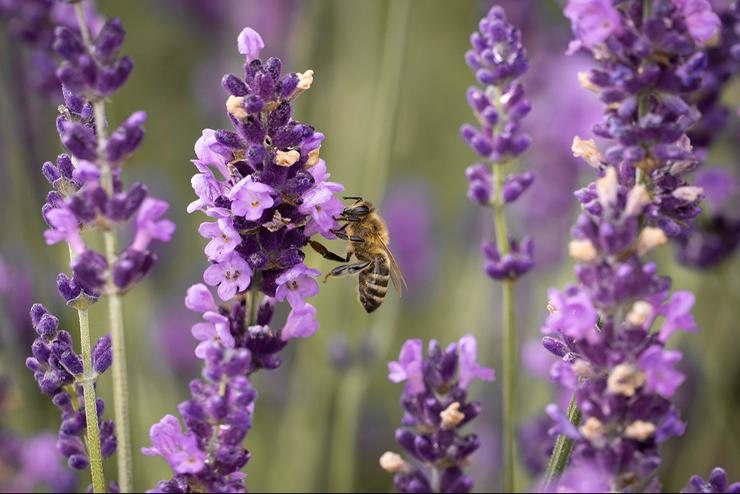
0 0 102 96
24 304 116 473
462 5 534 281
536 0 722 490
682 467 740 493
381 335 494 493
144 26 344 492
676 2 740 268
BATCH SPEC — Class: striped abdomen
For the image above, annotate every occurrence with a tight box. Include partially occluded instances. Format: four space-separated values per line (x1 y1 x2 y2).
358 254 390 313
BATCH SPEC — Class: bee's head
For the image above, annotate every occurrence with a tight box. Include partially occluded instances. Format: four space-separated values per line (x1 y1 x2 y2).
342 196 374 218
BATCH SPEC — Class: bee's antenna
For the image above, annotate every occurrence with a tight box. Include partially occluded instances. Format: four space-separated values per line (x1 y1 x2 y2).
343 196 363 201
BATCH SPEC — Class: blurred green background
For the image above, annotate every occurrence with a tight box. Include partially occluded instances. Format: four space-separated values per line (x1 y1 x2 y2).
1 0 738 492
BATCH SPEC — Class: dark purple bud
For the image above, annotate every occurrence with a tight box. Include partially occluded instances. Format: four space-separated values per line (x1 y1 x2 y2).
267 102 292 132
542 336 568 357
59 350 84 375
264 57 282 80
257 298 276 326
244 95 265 114
60 121 97 161
413 435 437 462
112 248 156 290
68 454 90 470
92 335 112 374
96 56 133 95
68 195 97 223
395 428 418 457
57 154 75 179
106 111 146 163
32 340 51 363
36 313 60 338
42 161 61 184
222 74 248 96
95 18 125 62
30 303 49 327
25 357 43 373
52 391 71 409
215 129 246 149
53 27 84 60
72 250 108 293
278 73 299 98
61 415 84 435
255 71 275 99
57 63 85 92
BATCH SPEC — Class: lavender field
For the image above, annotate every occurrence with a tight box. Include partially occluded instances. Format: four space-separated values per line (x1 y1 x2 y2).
0 0 738 492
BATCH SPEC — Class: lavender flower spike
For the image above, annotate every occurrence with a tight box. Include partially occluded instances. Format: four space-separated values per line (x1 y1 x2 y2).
539 0 720 490
381 335 494 493
682 467 740 493
144 26 344 492
461 6 533 491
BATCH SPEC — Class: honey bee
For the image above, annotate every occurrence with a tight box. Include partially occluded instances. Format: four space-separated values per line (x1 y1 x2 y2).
309 197 407 313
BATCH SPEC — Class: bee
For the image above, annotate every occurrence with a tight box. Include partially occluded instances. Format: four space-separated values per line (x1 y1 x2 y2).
309 197 407 313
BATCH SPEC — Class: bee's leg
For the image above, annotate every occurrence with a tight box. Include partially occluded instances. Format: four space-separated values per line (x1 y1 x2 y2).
332 229 365 244
308 240 346 263
323 261 371 282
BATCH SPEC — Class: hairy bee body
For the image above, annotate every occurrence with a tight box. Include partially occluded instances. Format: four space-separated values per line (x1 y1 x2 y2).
315 199 406 313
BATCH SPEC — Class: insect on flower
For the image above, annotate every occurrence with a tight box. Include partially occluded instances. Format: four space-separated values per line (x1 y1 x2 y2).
310 197 407 313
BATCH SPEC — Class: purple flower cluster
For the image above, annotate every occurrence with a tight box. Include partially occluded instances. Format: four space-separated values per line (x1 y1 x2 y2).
41 19 174 299
25 304 115 472
0 0 102 96
567 0 721 238
461 6 534 281
677 2 740 268
143 27 342 492
682 467 740 493
381 335 495 493
536 0 724 489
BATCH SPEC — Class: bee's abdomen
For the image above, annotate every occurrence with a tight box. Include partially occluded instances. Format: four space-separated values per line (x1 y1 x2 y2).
358 255 390 313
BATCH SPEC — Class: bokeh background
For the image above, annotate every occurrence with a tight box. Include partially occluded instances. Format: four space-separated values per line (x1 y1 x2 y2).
1 0 738 492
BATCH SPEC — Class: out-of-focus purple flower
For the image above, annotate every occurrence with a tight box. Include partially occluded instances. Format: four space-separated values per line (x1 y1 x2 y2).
141 415 206 474
132 198 176 251
382 181 436 293
682 467 740 493
695 167 737 212
383 335 493 493
638 345 685 397
672 0 722 44
43 207 84 255
185 283 219 313
387 338 425 395
657 290 698 341
564 0 622 51
237 27 264 62
542 286 598 343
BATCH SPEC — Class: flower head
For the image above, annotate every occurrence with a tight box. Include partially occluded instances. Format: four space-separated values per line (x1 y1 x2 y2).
142 415 206 474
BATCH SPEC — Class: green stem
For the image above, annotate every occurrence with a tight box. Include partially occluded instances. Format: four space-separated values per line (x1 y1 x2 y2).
74 4 133 491
541 395 581 492
492 156 516 491
77 308 107 493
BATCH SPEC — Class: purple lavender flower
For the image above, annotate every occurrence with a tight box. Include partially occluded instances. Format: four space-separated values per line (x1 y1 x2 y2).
145 26 344 491
537 1 722 489
564 0 622 51
682 467 740 493
381 335 494 493
462 5 534 281
24 304 116 472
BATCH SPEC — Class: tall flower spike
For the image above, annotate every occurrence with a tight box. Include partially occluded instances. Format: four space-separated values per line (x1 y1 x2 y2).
382 335 494 493
144 26 344 492
26 3 177 491
539 0 719 491
461 6 532 491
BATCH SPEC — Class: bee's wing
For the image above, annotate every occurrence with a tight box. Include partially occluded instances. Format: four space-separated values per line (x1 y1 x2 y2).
372 233 407 295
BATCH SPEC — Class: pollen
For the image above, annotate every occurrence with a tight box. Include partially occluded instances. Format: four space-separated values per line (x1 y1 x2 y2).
571 136 602 168
568 239 598 262
275 150 300 167
579 417 607 448
624 420 656 441
607 363 646 397
297 70 314 91
226 95 248 120
440 402 465 430
306 148 321 167
627 301 653 327
379 451 410 474
636 227 667 256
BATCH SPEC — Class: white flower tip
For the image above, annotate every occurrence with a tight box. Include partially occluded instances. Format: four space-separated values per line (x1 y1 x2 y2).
672 186 704 202
275 149 300 167
624 420 656 441
568 239 598 262
625 184 651 216
607 363 646 397
577 71 598 92
636 227 668 256
596 167 618 207
572 136 602 168
226 95 248 120
297 70 314 91
237 27 264 61
440 402 465 430
579 417 607 448
627 301 653 327
379 451 410 474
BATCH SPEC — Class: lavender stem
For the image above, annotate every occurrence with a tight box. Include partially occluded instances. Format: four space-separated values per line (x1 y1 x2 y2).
74 4 134 491
540 394 581 492
75 306 107 493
